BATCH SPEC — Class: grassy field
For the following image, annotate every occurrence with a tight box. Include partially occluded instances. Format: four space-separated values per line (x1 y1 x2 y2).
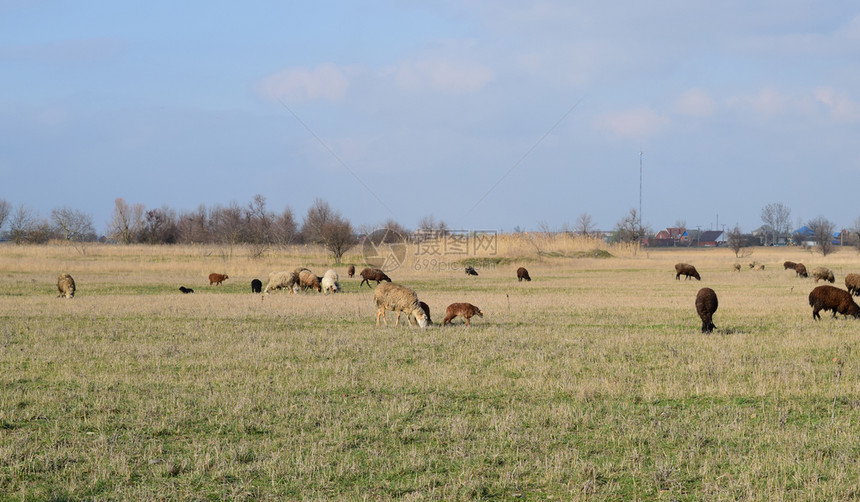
2 241 860 500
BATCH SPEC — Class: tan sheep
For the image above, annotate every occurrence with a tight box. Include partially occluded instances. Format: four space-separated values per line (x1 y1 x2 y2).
373 282 428 327
263 271 299 294
812 266 835 284
57 273 76 299
845 273 860 296
298 270 322 292
733 263 741 272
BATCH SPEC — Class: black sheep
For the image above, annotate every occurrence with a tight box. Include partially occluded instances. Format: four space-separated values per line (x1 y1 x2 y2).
695 287 718 333
251 279 262 293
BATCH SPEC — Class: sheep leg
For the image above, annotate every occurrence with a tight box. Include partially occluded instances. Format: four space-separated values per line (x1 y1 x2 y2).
376 308 387 326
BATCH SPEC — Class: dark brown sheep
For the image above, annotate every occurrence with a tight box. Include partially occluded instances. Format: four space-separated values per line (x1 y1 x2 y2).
795 263 808 278
783 261 797 271
57 273 76 299
675 263 701 281
179 286 194 294
812 266 835 284
208 273 228 285
359 267 392 288
845 273 860 297
442 303 484 326
517 267 531 282
695 287 718 333
347 264 356 278
808 285 860 320
465 266 478 276
251 279 262 293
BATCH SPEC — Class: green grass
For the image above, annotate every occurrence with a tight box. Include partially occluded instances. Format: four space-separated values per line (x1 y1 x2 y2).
2 246 860 499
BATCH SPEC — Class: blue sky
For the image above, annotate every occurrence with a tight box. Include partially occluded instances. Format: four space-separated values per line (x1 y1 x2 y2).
2 1 860 235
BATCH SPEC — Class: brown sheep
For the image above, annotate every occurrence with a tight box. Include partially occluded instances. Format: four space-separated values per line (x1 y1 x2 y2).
359 267 392 288
674 263 701 281
845 273 860 297
695 287 718 333
251 279 262 293
298 270 322 292
179 286 194 294
442 303 484 326
812 266 835 284
57 273 76 299
783 261 797 271
733 263 741 272
808 285 860 320
411 301 432 326
347 264 356 278
517 267 531 281
208 273 228 285
373 282 428 327
795 263 808 278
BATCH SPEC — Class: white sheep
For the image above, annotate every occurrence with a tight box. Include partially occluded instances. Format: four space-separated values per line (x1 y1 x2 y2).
321 269 341 294
263 271 299 295
373 282 428 328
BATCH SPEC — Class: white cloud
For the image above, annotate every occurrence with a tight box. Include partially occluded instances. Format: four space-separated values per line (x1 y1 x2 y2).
675 88 716 117
391 58 494 95
256 63 350 103
595 107 669 139
814 87 860 122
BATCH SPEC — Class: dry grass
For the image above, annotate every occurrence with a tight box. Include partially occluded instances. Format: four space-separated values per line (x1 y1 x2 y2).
2 241 860 500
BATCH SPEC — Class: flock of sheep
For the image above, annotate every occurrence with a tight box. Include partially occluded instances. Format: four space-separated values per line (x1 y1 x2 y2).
677 260 860 334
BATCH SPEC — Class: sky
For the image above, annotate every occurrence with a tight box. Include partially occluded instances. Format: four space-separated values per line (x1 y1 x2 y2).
2 1 860 235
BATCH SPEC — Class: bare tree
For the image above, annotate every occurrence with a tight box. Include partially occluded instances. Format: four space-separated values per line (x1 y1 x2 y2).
574 212 596 237
761 202 792 246
808 216 836 256
7 204 34 244
51 206 95 241
612 208 649 243
301 198 356 263
726 225 745 258
272 207 297 246
0 199 11 234
106 198 145 244
140 207 178 244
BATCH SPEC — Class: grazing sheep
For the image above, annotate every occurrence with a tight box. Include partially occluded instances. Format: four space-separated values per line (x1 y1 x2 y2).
57 273 75 299
411 301 432 326
517 267 532 281
263 271 299 295
733 263 741 272
298 270 322 292
748 262 756 269
794 263 808 278
674 263 701 281
812 266 835 284
695 287 718 333
442 303 484 326
251 279 262 294
179 286 194 294
465 266 478 276
359 267 392 288
321 269 341 294
845 273 860 296
783 261 797 271
752 264 765 271
373 282 428 328
208 273 228 285
347 264 355 278
808 285 860 320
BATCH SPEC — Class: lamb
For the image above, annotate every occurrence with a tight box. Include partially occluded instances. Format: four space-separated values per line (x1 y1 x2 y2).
251 279 262 293
347 264 355 278
845 273 860 296
517 267 532 281
442 303 484 326
208 273 228 286
795 263 809 278
263 271 299 295
321 269 341 294
808 285 860 320
695 287 718 333
359 267 392 288
179 286 194 294
57 273 76 299
674 263 701 281
373 282 428 328
298 270 322 292
812 266 835 284
783 261 797 271
465 266 478 276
